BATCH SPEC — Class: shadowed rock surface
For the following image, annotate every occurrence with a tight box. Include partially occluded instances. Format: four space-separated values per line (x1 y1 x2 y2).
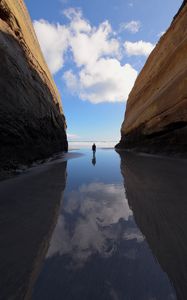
0 0 67 174
118 150 187 300
116 0 187 155
0 159 67 300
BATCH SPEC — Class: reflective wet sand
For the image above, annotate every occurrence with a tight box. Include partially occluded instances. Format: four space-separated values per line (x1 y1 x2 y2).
119 151 187 300
1 148 187 299
0 159 67 300
32 149 180 300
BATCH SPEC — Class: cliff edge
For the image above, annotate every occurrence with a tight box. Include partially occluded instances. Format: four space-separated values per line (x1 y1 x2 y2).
116 0 187 155
0 0 68 173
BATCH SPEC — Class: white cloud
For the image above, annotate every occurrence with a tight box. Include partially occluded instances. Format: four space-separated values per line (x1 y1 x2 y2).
62 10 137 103
34 8 140 103
33 20 69 74
63 9 120 67
67 133 79 139
63 70 78 91
64 60 137 103
157 31 165 38
124 40 155 56
120 20 141 33
63 7 82 20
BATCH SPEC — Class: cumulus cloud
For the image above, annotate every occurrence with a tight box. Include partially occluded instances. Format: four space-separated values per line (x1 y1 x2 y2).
34 8 140 103
69 21 120 67
64 60 137 103
63 70 78 91
33 20 69 74
120 20 141 33
124 40 155 56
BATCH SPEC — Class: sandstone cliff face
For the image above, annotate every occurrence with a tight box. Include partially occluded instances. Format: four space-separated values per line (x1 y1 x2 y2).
0 0 68 172
117 0 187 154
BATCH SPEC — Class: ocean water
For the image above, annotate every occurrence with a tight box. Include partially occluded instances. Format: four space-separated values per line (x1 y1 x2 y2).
31 148 187 300
68 141 118 150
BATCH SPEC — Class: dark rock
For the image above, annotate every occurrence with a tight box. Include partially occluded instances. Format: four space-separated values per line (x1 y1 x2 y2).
0 0 68 174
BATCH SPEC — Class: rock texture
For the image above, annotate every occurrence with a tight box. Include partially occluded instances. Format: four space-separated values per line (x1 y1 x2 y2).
0 0 68 172
118 151 187 300
116 0 187 154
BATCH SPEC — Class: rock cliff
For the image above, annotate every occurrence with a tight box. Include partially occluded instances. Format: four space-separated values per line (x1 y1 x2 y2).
0 0 68 172
116 0 187 154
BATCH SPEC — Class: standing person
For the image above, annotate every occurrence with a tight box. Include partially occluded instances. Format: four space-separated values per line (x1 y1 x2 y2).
92 143 96 152
91 143 96 166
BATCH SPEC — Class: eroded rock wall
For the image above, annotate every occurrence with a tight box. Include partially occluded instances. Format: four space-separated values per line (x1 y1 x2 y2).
0 0 68 172
116 0 187 154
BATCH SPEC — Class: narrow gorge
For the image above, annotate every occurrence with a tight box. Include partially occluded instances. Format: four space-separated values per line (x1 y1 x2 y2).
1 0 186 174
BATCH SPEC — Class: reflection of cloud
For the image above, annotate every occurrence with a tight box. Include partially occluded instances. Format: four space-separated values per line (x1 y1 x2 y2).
123 227 144 242
66 183 131 223
123 249 138 260
47 182 144 267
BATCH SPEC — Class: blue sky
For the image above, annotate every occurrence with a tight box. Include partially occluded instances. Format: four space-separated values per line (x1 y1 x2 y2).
25 0 182 141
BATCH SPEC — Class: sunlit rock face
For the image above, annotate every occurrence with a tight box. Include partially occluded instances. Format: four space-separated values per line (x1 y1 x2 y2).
0 0 68 172
116 0 187 154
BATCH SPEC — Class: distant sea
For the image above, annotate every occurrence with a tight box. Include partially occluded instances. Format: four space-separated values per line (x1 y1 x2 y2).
68 141 118 150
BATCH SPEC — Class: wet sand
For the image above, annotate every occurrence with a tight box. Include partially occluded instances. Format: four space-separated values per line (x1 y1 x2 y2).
32 149 179 300
0 155 68 300
119 150 187 300
1 149 187 299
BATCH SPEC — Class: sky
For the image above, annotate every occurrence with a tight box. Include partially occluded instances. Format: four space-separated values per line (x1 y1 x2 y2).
24 0 182 142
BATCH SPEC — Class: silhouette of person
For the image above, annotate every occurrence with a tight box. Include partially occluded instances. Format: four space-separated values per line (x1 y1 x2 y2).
91 143 96 166
92 143 96 152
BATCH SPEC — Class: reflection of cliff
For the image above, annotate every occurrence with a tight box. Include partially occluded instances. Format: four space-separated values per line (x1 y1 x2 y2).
119 150 187 300
0 160 67 300
0 0 67 172
33 180 174 300
116 1 187 154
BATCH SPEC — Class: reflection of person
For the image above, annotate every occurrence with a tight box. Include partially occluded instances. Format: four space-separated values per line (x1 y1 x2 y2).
92 143 96 166
92 156 96 166
92 143 96 152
